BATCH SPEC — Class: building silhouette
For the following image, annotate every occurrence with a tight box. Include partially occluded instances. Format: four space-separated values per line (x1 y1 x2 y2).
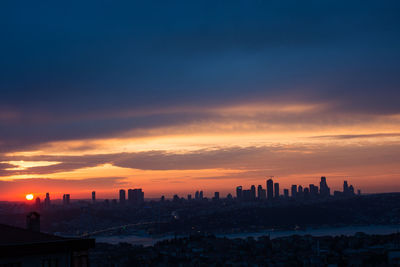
236 186 242 200
291 185 297 198
284 189 289 198
63 194 70 205
267 179 274 200
35 197 41 210
257 185 266 200
274 183 280 199
91 191 96 204
119 189 126 204
44 192 50 208
250 185 256 200
319 176 330 197
128 189 144 204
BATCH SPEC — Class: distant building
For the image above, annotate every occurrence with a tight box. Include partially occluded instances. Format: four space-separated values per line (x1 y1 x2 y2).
257 185 266 200
267 179 274 200
297 185 303 198
199 191 203 199
213 192 220 201
250 185 256 200
195 191 199 200
119 189 126 204
291 185 297 198
35 197 41 210
309 184 319 197
44 193 51 208
242 190 252 201
187 194 192 200
63 194 70 205
91 191 96 204
274 183 280 199
128 189 144 204
343 180 349 194
319 176 330 197
236 186 243 200
284 189 289 198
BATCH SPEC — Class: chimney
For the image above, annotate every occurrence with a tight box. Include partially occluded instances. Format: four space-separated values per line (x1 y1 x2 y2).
26 212 40 232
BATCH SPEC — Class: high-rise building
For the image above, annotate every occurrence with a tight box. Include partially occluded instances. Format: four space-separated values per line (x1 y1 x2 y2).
274 183 280 199
242 190 252 201
236 186 243 200
195 191 199 200
267 179 274 200
284 189 289 198
349 185 355 195
44 193 51 208
63 194 70 205
257 185 266 200
128 188 144 204
250 185 256 200
303 187 310 199
291 185 297 198
213 192 220 201
309 184 319 197
319 176 330 197
91 191 96 203
119 189 126 204
343 181 349 194
199 191 203 199
187 194 192 200
35 197 41 210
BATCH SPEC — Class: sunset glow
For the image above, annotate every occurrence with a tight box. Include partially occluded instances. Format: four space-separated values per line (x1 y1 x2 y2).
25 194 34 201
1 0 400 202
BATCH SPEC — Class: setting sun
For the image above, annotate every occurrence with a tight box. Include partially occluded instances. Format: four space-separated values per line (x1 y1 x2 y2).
25 194 34 201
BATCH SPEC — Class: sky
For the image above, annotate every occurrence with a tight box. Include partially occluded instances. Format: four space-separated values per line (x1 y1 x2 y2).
1 0 400 201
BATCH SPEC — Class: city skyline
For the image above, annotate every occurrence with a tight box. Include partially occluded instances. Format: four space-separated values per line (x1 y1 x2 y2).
1 1 400 201
23 176 359 203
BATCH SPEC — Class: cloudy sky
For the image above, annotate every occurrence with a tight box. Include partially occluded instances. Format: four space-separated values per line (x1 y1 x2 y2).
1 0 400 201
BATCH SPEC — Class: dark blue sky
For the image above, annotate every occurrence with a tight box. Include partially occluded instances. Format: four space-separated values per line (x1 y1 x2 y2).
1 0 400 152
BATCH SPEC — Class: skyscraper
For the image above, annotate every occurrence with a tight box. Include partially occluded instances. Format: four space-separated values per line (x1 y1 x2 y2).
91 191 96 203
213 192 220 200
35 197 41 210
320 176 330 197
44 193 51 208
267 179 274 200
284 189 289 198
274 183 280 199
236 186 242 200
119 189 126 204
128 188 144 204
250 185 256 200
343 181 349 194
63 194 70 205
291 185 297 198
257 185 266 200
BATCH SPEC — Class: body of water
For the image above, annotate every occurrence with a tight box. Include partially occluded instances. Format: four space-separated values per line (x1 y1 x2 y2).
95 224 400 246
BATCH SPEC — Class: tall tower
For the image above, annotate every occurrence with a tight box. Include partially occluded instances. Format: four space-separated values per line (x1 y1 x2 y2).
119 189 126 204
320 176 330 197
236 186 243 200
267 179 274 200
250 185 256 200
274 183 280 199
91 191 96 204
